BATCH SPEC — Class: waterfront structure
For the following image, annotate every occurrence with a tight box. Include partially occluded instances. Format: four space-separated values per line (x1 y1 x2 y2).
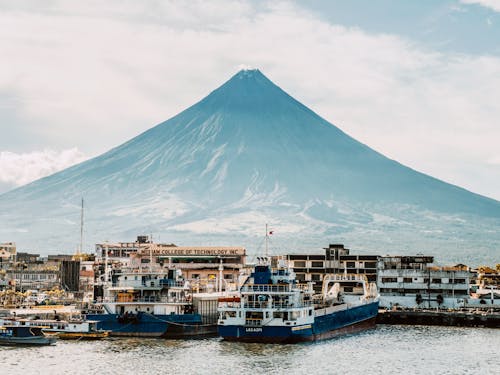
218 257 379 343
469 265 500 305
283 244 378 292
16 252 40 264
377 255 471 309
95 236 162 262
5 267 60 292
140 244 246 290
0 243 16 268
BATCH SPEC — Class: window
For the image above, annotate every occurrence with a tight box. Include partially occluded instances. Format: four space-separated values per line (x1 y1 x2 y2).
224 274 233 280
294 261 306 268
364 262 377 269
311 261 324 268
432 278 441 284
346 262 355 268
295 273 306 281
311 274 321 281
403 278 412 283
381 277 398 283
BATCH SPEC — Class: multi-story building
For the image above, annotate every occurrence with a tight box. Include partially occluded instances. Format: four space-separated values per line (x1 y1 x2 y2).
16 252 41 264
325 244 378 282
0 242 16 267
140 244 247 288
377 255 471 309
283 244 379 292
95 236 166 262
6 267 60 291
92 237 247 300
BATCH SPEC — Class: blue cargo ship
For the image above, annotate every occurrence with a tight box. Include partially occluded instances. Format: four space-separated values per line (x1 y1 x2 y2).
86 268 217 338
218 257 379 343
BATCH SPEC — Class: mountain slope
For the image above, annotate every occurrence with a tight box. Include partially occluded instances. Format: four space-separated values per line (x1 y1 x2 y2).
1 69 499 264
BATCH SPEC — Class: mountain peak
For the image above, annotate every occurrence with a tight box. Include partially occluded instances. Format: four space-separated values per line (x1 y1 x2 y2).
233 68 263 79
223 68 273 88
201 68 292 111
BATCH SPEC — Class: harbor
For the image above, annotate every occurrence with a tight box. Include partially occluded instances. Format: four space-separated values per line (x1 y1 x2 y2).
1 235 499 347
1 326 499 375
378 307 500 328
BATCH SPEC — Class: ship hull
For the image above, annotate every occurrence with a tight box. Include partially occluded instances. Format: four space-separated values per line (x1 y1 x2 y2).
218 301 379 343
86 313 213 338
162 322 218 339
0 336 57 346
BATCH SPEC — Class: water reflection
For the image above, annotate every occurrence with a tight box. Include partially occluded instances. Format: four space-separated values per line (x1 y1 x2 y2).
1 326 499 375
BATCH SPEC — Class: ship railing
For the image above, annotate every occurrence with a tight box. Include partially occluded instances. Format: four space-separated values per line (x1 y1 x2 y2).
245 318 262 326
324 274 367 283
243 301 312 309
241 284 294 293
103 296 190 304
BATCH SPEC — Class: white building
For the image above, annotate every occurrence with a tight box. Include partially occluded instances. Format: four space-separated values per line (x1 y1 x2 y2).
378 255 471 309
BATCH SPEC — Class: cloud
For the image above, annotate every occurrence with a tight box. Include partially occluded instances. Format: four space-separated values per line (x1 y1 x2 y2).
0 149 87 192
461 0 500 12
0 1 499 200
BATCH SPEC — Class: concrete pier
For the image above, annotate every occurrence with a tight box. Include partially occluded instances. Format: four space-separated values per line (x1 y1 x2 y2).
377 309 500 328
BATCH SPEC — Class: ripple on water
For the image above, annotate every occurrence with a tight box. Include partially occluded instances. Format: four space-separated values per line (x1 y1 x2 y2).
1 326 499 375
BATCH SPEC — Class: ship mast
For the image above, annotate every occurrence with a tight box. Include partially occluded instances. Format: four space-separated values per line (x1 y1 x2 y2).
265 223 269 258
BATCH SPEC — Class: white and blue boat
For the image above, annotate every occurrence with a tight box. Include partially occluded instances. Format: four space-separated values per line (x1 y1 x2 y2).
218 257 379 343
86 268 218 338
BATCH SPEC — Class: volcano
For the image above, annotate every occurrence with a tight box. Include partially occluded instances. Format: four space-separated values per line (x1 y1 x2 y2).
1 69 499 263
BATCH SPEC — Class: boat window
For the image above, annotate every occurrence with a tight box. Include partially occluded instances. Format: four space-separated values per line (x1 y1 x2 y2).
246 311 263 319
290 311 300 320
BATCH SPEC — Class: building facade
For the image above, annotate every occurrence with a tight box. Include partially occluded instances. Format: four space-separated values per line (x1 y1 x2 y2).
140 245 247 290
283 244 379 293
377 255 471 309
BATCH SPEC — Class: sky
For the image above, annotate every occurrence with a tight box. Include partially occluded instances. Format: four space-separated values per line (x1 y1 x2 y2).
1 0 500 200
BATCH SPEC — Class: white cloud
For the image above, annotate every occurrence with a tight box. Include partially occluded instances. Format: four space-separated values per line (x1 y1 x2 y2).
461 0 500 12
0 1 499 200
0 149 87 191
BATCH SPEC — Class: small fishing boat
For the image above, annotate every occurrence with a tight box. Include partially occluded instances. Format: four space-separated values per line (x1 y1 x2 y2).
0 318 109 341
41 320 109 340
0 325 57 346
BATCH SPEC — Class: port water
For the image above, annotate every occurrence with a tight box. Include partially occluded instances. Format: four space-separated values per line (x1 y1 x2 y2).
1 325 499 375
